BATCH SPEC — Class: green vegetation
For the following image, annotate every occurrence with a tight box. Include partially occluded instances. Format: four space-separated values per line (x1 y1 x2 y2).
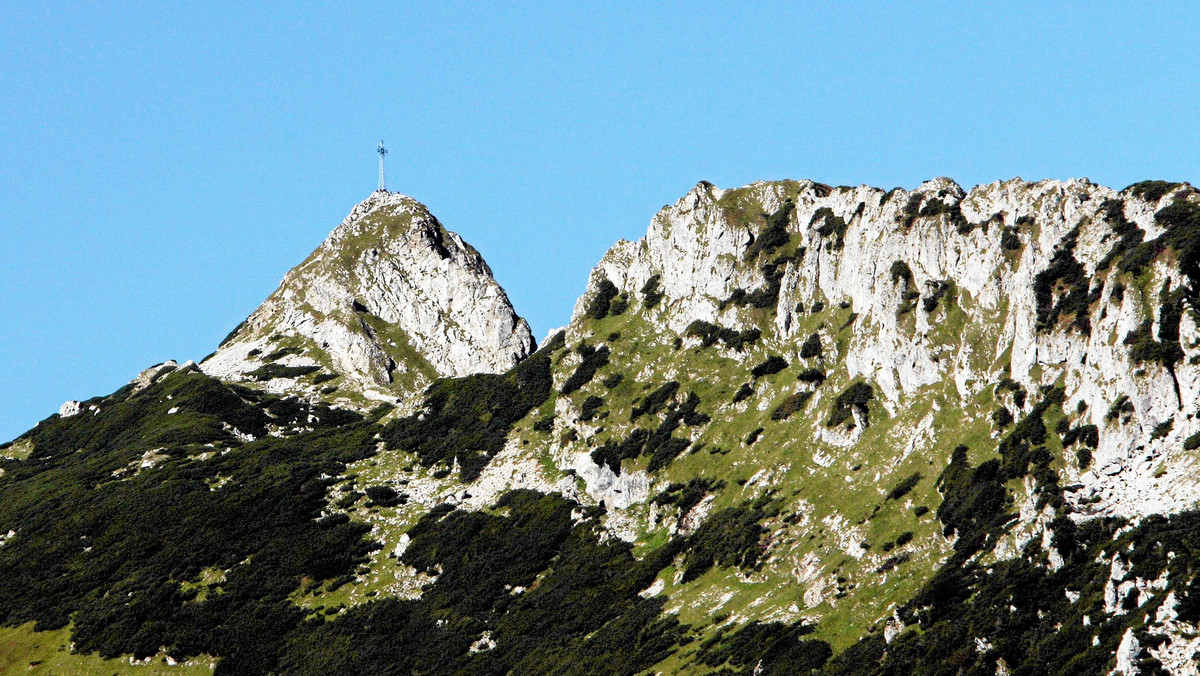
744 199 795 260
694 621 831 674
921 280 954 314
1124 319 1184 369
1000 224 1022 251
12 179 1200 675
381 332 564 481
279 491 689 675
588 278 621 319
0 623 214 675
1062 423 1098 449
0 371 375 675
800 332 822 359
1126 180 1181 202
561 342 611 394
860 510 1200 676
595 387 708 473
1107 394 1134 423
652 478 725 518
1118 197 1200 288
247 363 321 380
731 382 754 403
580 394 605 421
1033 227 1092 335
364 485 405 507
682 497 776 582
827 381 874 428
685 320 761 350
796 368 826 385
886 472 922 501
722 250 798 311
896 194 923 230
1151 418 1174 441
750 355 788 379
813 206 849 250
896 193 967 232
632 381 681 420
217 320 246 348
770 391 813 421
1095 198 1144 272
263 345 302 361
641 274 664 307
889 260 912 285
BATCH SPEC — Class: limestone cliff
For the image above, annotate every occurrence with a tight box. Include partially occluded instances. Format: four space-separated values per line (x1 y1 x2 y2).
574 177 1200 520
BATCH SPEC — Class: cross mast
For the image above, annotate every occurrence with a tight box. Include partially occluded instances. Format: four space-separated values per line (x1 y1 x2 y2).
377 140 388 192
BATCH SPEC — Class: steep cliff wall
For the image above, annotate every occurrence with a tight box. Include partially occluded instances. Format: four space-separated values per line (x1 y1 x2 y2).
574 177 1200 520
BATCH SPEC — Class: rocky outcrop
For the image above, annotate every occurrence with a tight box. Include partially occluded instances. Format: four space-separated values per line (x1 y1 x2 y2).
575 177 1200 519
202 191 535 406
58 401 82 418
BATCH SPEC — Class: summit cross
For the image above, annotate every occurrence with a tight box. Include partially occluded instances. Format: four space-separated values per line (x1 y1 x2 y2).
377 141 388 192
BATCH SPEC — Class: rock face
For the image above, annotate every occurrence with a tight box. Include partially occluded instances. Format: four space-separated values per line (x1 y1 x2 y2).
201 191 535 405
576 177 1200 520
57 401 82 418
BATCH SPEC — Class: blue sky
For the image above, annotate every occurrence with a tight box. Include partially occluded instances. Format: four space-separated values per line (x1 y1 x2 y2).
1 2 1198 441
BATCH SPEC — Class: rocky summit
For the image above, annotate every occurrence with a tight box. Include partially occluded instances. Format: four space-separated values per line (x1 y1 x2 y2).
200 190 535 408
4 178 1200 675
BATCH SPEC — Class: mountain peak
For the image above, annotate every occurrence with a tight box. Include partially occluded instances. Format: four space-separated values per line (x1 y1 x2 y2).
200 192 534 406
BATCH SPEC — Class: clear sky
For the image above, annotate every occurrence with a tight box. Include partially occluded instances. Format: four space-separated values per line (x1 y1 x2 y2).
2 2 1198 441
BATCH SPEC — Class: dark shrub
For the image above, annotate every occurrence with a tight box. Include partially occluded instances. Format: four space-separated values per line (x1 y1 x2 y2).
745 199 795 260
561 343 610 394
796 368 826 385
890 260 913 285
770 392 813 421
887 472 922 501
828 382 874 428
382 336 560 480
732 382 754 403
632 381 680 420
248 364 321 381
800 333 822 359
365 485 402 507
685 320 762 351
683 502 772 581
1126 180 1181 202
641 274 664 307
587 278 620 320
751 355 788 379
580 395 604 422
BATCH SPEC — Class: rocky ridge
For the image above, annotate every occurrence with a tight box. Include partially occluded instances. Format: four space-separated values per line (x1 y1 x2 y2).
576 176 1200 521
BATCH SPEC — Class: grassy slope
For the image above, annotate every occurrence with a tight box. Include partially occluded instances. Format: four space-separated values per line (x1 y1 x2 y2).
0 623 214 675
557 299 1000 655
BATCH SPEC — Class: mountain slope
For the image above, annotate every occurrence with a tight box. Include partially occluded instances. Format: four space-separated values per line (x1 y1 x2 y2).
5 177 1200 674
533 176 1200 673
200 190 535 407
